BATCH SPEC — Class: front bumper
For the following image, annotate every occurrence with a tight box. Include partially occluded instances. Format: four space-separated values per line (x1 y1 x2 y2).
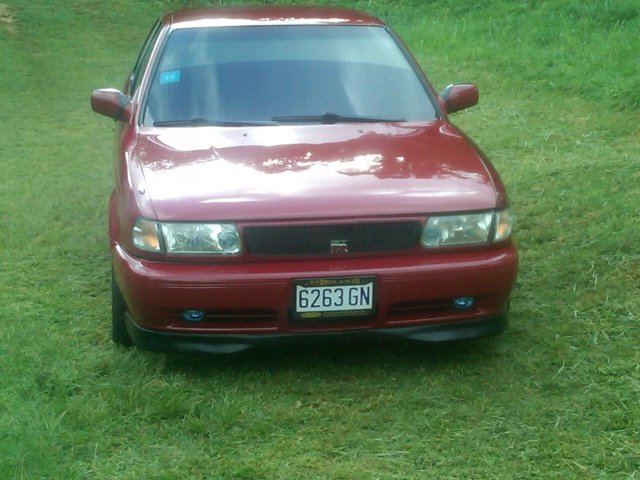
113 241 518 352
125 311 508 354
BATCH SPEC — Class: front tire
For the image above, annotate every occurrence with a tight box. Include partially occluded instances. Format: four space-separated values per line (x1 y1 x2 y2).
112 269 133 346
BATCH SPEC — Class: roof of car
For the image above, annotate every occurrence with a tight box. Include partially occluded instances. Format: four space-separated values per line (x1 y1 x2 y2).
164 6 385 28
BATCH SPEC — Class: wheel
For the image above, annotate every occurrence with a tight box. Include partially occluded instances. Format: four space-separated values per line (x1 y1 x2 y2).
112 269 133 346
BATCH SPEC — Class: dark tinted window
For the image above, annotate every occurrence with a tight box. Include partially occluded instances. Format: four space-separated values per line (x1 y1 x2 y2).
143 25 436 125
128 20 161 95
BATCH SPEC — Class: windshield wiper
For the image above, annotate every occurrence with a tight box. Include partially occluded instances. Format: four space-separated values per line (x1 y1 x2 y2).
154 117 278 127
271 112 405 124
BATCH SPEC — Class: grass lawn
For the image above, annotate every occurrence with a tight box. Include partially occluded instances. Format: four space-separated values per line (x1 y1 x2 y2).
1 0 639 478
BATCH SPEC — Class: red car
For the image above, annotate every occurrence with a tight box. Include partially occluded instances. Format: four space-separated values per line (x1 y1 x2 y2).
91 6 518 353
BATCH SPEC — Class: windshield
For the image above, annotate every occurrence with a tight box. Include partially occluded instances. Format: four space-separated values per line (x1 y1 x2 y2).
143 25 437 126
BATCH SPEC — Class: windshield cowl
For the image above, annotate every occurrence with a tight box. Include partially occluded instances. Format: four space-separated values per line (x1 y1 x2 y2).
153 117 279 127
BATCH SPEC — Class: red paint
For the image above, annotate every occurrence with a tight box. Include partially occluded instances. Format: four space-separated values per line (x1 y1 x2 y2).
93 6 518 352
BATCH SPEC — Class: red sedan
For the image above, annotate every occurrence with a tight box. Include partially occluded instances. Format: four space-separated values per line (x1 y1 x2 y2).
91 6 518 353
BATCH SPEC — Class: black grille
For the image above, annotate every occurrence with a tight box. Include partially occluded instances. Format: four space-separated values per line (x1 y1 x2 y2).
244 221 422 255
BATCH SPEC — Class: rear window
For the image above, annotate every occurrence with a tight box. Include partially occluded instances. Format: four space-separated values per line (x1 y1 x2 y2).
143 25 437 125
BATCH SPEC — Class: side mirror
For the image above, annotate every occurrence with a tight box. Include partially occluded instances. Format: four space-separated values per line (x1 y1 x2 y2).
439 83 479 114
91 88 132 121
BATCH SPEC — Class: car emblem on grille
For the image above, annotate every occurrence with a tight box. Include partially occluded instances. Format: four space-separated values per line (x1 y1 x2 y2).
330 239 349 254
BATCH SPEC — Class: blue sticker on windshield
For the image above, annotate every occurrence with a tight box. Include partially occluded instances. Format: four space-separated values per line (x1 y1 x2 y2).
159 70 181 84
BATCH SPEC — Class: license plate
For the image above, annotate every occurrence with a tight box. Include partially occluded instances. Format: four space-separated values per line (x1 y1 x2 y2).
292 277 375 321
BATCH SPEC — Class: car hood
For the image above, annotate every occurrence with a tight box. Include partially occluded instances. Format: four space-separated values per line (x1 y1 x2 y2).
132 121 501 221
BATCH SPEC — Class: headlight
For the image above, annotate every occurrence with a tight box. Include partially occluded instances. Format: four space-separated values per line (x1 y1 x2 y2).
132 218 241 255
421 208 512 247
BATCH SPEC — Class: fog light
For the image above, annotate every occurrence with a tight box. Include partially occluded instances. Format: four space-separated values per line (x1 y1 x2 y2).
182 309 205 322
453 297 475 310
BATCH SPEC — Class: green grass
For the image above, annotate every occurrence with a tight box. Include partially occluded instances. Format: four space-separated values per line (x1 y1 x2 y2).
1 0 639 478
